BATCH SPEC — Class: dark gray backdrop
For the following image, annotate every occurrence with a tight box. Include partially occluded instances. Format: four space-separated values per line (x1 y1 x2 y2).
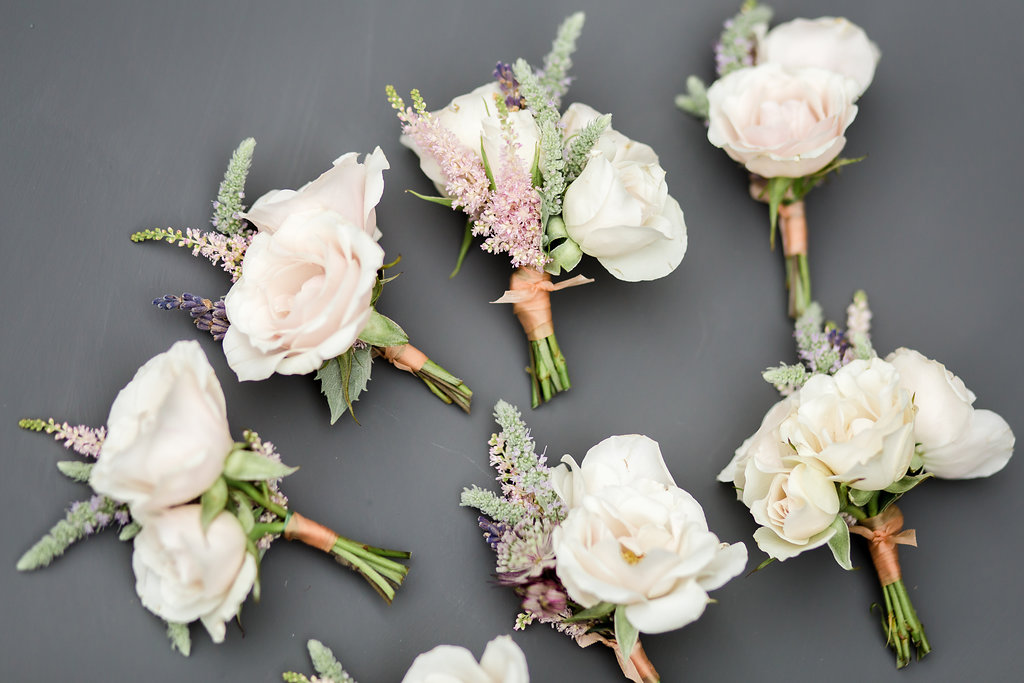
2 1 1021 681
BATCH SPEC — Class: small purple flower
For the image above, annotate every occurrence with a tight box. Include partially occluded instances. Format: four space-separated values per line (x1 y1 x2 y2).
519 579 568 620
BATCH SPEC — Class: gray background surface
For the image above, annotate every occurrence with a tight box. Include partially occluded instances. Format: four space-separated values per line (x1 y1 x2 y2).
2 1 1021 680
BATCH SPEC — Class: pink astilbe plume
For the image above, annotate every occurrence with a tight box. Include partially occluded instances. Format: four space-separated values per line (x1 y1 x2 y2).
473 122 546 270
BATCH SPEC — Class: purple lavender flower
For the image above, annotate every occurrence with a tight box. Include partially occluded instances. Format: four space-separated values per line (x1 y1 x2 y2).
154 293 230 341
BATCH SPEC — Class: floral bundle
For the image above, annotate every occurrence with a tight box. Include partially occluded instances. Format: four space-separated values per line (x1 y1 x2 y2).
388 13 688 407
461 402 746 681
133 140 471 423
17 341 410 654
718 292 1015 667
283 635 529 683
678 2 879 317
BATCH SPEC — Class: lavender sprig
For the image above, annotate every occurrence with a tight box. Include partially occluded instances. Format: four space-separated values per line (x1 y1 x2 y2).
714 1 772 77
153 293 230 341
211 138 255 235
17 494 127 570
131 227 251 282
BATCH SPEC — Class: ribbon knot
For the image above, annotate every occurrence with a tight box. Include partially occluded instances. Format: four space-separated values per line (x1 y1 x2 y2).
380 343 428 373
491 267 593 341
850 505 917 586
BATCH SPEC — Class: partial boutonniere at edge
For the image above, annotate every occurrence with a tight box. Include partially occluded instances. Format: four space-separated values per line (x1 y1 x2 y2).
17 341 410 655
460 402 747 682
388 12 688 407
678 1 879 317
282 634 530 683
133 140 471 424
718 292 1015 667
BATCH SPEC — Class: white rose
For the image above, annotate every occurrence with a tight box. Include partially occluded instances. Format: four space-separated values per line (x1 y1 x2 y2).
706 62 860 178
89 340 233 522
758 17 881 96
781 358 916 490
561 103 687 281
553 478 747 633
401 635 529 683
400 82 540 194
132 505 257 643
743 461 840 561
244 147 388 241
222 215 384 381
887 347 1015 478
551 434 676 510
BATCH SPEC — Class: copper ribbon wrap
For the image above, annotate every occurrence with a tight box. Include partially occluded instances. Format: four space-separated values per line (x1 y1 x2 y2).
491 268 594 340
777 200 807 257
380 343 428 373
576 634 660 683
850 505 918 586
748 179 807 257
283 511 339 554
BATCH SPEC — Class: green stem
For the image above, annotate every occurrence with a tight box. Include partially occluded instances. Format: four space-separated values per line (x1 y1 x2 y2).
229 480 288 518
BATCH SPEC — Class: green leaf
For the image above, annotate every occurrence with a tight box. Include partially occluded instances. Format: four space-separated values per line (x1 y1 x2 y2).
765 177 794 250
406 189 454 208
613 605 639 661
231 491 255 534
347 345 373 405
166 621 191 657
546 237 582 275
564 601 616 623
223 448 298 481
479 136 497 191
848 487 874 507
450 219 475 278
118 521 141 542
56 460 93 482
826 516 853 570
885 472 932 494
530 142 542 187
199 477 228 532
747 556 777 576
357 309 408 347
675 75 710 119
316 356 346 424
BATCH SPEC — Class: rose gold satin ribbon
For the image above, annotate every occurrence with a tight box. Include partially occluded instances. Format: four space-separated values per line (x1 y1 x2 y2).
380 343 428 373
491 268 594 341
283 511 338 553
575 633 660 683
748 178 808 257
778 200 807 257
850 505 918 586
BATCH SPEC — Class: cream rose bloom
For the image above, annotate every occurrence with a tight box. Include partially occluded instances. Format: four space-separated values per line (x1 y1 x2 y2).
401 635 529 683
758 17 881 96
551 435 746 634
223 215 384 381
706 62 860 178
887 347 1015 479
132 505 257 643
89 341 233 522
560 103 687 281
781 358 916 490
244 147 388 241
744 461 840 561
400 82 540 194
553 478 747 634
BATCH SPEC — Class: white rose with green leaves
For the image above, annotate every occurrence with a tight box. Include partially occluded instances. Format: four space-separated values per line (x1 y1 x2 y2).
89 340 233 522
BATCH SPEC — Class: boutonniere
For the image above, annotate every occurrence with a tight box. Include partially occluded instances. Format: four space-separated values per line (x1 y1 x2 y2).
718 292 1014 667
133 141 471 423
388 13 688 407
678 2 878 317
18 341 410 654
461 402 746 681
